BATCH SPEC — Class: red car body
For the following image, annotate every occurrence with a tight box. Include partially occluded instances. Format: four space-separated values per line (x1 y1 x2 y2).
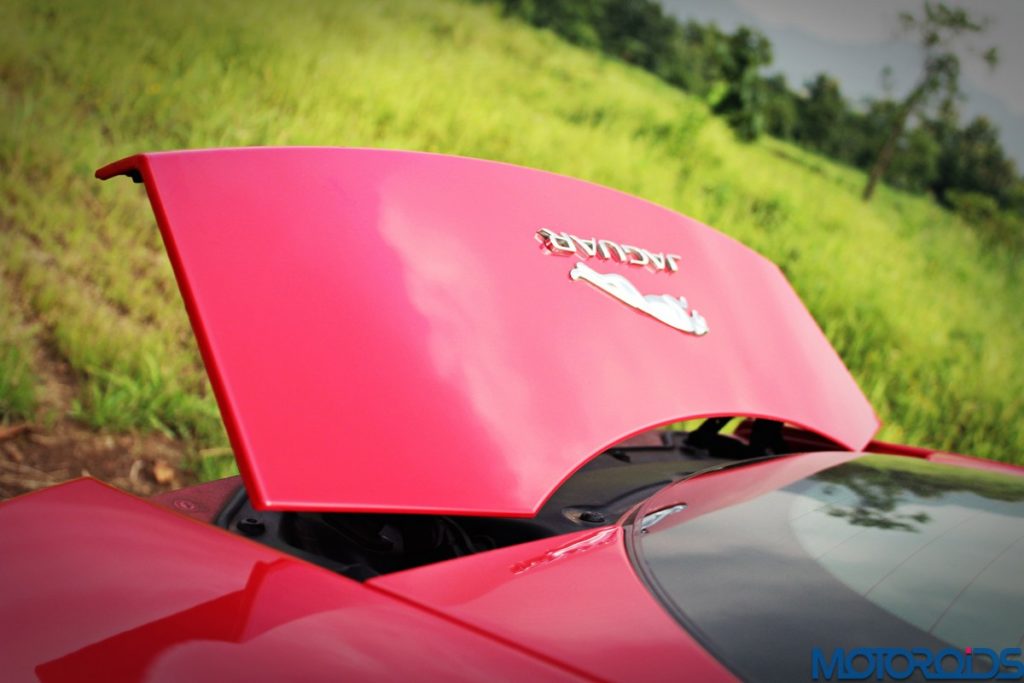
1 149 1020 682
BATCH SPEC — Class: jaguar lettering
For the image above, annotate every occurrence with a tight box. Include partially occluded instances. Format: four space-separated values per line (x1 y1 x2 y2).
537 228 682 273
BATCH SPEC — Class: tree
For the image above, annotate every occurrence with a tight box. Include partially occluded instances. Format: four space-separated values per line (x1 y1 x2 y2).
663 20 732 95
600 0 677 73
761 74 798 140
862 2 998 201
795 74 848 157
497 0 605 49
886 124 942 194
934 116 1015 205
712 26 772 141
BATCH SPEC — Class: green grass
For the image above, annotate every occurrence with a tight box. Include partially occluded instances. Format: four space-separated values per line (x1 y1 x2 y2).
0 0 1020 472
0 263 38 424
0 341 37 425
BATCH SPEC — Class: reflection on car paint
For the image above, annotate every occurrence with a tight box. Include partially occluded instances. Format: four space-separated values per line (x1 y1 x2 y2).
511 527 618 574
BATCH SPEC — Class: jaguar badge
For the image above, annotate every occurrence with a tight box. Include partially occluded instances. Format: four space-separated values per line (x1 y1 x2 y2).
569 262 709 336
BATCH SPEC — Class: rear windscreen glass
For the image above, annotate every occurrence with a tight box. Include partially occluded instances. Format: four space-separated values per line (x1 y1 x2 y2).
633 455 1024 681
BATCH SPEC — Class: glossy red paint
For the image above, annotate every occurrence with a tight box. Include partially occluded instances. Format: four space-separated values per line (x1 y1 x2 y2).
371 526 735 683
924 451 1024 474
150 474 242 523
0 479 587 682
98 148 878 516
867 439 1024 475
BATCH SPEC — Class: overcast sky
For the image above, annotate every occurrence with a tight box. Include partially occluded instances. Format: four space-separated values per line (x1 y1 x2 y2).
660 0 1024 167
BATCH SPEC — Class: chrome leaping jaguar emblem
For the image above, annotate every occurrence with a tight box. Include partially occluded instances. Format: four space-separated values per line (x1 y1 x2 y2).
569 262 709 336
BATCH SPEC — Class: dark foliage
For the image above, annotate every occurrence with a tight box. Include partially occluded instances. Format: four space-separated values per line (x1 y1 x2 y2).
487 0 1020 244
815 457 1024 532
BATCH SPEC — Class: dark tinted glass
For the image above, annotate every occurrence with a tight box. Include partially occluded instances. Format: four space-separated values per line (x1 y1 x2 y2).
634 455 1024 681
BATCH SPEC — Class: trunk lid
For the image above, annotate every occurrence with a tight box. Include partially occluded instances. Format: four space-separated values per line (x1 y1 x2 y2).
98 148 878 515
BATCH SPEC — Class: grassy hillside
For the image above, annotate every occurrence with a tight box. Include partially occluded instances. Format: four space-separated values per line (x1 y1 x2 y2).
1 0 1021 475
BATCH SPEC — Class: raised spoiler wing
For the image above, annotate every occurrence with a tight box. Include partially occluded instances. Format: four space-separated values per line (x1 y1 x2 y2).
97 148 879 516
